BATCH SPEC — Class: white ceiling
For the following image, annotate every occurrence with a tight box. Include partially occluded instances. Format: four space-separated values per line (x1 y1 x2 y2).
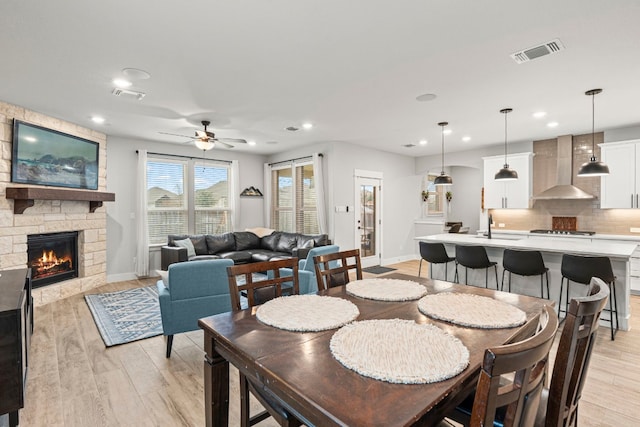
2 0 640 157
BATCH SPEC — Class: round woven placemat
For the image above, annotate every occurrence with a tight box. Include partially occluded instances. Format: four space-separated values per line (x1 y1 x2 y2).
418 293 526 329
330 319 469 384
346 278 427 301
256 295 360 332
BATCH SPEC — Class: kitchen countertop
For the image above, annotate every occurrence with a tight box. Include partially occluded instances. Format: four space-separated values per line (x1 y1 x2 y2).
476 229 640 242
416 233 638 259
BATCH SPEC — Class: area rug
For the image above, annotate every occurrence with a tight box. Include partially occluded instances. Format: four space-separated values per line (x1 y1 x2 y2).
362 265 397 275
85 286 163 347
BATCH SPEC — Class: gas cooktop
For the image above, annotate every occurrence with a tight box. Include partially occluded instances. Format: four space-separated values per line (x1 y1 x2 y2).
530 229 596 236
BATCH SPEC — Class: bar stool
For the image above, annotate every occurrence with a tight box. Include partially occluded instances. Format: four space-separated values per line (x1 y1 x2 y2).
454 245 498 289
560 254 618 340
501 249 550 299
418 242 456 281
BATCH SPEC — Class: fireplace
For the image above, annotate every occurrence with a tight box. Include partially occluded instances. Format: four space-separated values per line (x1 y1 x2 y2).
27 232 78 288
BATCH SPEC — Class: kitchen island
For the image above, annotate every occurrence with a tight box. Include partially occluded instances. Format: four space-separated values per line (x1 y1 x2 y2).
416 233 638 330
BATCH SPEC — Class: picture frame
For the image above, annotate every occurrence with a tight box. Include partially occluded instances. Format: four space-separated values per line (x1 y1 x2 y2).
11 120 100 190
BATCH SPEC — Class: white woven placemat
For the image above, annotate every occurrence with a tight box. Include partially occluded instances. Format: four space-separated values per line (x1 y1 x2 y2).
256 295 360 332
346 278 427 301
418 293 526 329
330 319 469 384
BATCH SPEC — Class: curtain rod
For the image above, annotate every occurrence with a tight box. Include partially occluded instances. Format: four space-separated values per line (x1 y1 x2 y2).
136 150 232 164
268 153 323 166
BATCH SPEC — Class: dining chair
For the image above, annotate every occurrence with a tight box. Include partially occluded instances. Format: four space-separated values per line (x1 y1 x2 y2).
455 245 498 289
418 241 456 281
313 248 363 290
227 258 302 427
444 305 558 427
535 278 609 427
502 248 550 299
560 254 618 340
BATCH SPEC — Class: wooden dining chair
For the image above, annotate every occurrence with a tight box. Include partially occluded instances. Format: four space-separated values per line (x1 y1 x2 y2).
226 259 302 427
536 278 609 427
313 248 363 290
444 305 558 427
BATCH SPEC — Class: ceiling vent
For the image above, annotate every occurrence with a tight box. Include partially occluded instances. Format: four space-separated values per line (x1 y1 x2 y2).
402 144 416 148
111 87 146 100
510 38 564 64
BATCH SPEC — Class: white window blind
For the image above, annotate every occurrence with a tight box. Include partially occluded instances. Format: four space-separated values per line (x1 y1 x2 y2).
270 160 318 234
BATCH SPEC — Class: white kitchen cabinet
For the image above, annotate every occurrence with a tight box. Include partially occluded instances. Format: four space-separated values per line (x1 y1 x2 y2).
483 152 533 209
600 140 640 209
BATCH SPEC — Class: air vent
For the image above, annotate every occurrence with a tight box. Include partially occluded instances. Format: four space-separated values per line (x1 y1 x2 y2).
285 126 299 132
402 144 416 148
111 87 146 100
510 38 564 64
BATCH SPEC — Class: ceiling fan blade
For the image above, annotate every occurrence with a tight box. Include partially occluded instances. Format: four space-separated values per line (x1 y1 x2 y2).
159 131 194 139
218 138 247 144
216 141 235 149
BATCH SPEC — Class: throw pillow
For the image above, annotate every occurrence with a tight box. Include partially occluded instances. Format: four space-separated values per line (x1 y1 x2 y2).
174 238 196 258
245 227 275 238
157 270 169 288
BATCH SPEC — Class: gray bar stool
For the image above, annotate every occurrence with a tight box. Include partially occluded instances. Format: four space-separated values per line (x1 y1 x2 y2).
502 248 550 299
560 253 618 340
454 245 498 289
418 242 456 281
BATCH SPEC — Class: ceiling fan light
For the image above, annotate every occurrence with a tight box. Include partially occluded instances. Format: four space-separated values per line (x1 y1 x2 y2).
195 139 215 151
434 172 453 186
577 158 610 177
495 165 519 181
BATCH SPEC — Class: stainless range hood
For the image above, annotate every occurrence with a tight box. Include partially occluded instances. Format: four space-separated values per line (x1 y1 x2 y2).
532 135 596 200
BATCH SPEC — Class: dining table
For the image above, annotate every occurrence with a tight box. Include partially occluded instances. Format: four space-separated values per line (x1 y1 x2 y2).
198 272 553 427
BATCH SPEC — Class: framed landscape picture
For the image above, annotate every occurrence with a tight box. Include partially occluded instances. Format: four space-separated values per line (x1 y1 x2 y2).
11 120 99 190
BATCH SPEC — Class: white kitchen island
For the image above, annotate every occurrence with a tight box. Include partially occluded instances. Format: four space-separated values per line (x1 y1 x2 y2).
416 233 638 331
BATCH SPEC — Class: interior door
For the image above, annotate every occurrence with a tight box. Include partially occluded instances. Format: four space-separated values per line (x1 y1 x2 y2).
355 176 382 268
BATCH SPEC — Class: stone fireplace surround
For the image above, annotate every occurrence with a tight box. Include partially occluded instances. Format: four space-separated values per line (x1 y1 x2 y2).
0 101 109 306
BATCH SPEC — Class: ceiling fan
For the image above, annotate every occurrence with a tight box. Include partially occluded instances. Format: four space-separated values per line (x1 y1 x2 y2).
159 120 247 150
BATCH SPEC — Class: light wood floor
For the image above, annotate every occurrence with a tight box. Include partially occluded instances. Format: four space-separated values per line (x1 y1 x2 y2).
5 260 640 426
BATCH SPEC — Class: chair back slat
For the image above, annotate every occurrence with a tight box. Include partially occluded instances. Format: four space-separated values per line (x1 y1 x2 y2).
544 278 609 427
313 249 363 290
471 305 559 427
227 258 300 311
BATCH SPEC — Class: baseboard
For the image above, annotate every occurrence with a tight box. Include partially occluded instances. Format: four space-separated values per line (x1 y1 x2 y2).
381 254 419 266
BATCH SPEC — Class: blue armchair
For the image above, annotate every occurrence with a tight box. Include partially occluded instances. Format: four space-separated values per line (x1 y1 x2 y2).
280 245 340 294
157 259 234 357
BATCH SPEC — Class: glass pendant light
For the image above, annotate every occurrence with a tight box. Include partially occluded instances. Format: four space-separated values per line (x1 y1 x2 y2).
434 121 452 186
495 108 518 181
195 139 215 151
577 88 609 177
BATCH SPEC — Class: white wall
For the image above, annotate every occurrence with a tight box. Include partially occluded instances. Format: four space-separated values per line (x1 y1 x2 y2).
105 137 267 281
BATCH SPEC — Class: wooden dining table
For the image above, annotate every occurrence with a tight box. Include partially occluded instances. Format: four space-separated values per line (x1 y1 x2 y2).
198 272 553 427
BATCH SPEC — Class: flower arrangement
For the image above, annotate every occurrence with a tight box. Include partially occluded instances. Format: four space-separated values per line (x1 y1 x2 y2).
446 191 453 203
421 190 430 202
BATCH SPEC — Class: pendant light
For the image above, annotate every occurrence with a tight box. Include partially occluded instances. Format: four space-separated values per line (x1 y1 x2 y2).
494 108 518 181
434 121 452 186
577 88 609 177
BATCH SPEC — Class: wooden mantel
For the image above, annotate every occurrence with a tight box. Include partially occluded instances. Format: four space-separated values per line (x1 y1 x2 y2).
6 187 116 214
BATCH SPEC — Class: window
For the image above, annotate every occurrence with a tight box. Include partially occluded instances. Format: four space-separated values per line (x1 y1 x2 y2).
271 160 318 234
146 156 232 244
424 173 445 215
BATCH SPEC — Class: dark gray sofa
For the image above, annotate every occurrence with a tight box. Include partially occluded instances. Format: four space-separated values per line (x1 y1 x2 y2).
160 231 329 270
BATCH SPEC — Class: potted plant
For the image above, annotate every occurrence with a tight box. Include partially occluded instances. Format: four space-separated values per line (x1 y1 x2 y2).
446 191 453 203
421 190 430 202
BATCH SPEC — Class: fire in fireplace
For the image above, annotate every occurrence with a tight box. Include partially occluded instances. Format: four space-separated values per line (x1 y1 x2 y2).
27 232 78 288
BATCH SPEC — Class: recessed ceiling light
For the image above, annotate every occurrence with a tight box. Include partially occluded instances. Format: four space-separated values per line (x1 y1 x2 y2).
91 116 105 124
443 129 452 135
247 140 256 146
122 68 151 80
302 123 313 130
462 136 471 142
533 111 547 118
547 121 559 128
419 139 427 145
416 93 437 102
113 78 132 88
